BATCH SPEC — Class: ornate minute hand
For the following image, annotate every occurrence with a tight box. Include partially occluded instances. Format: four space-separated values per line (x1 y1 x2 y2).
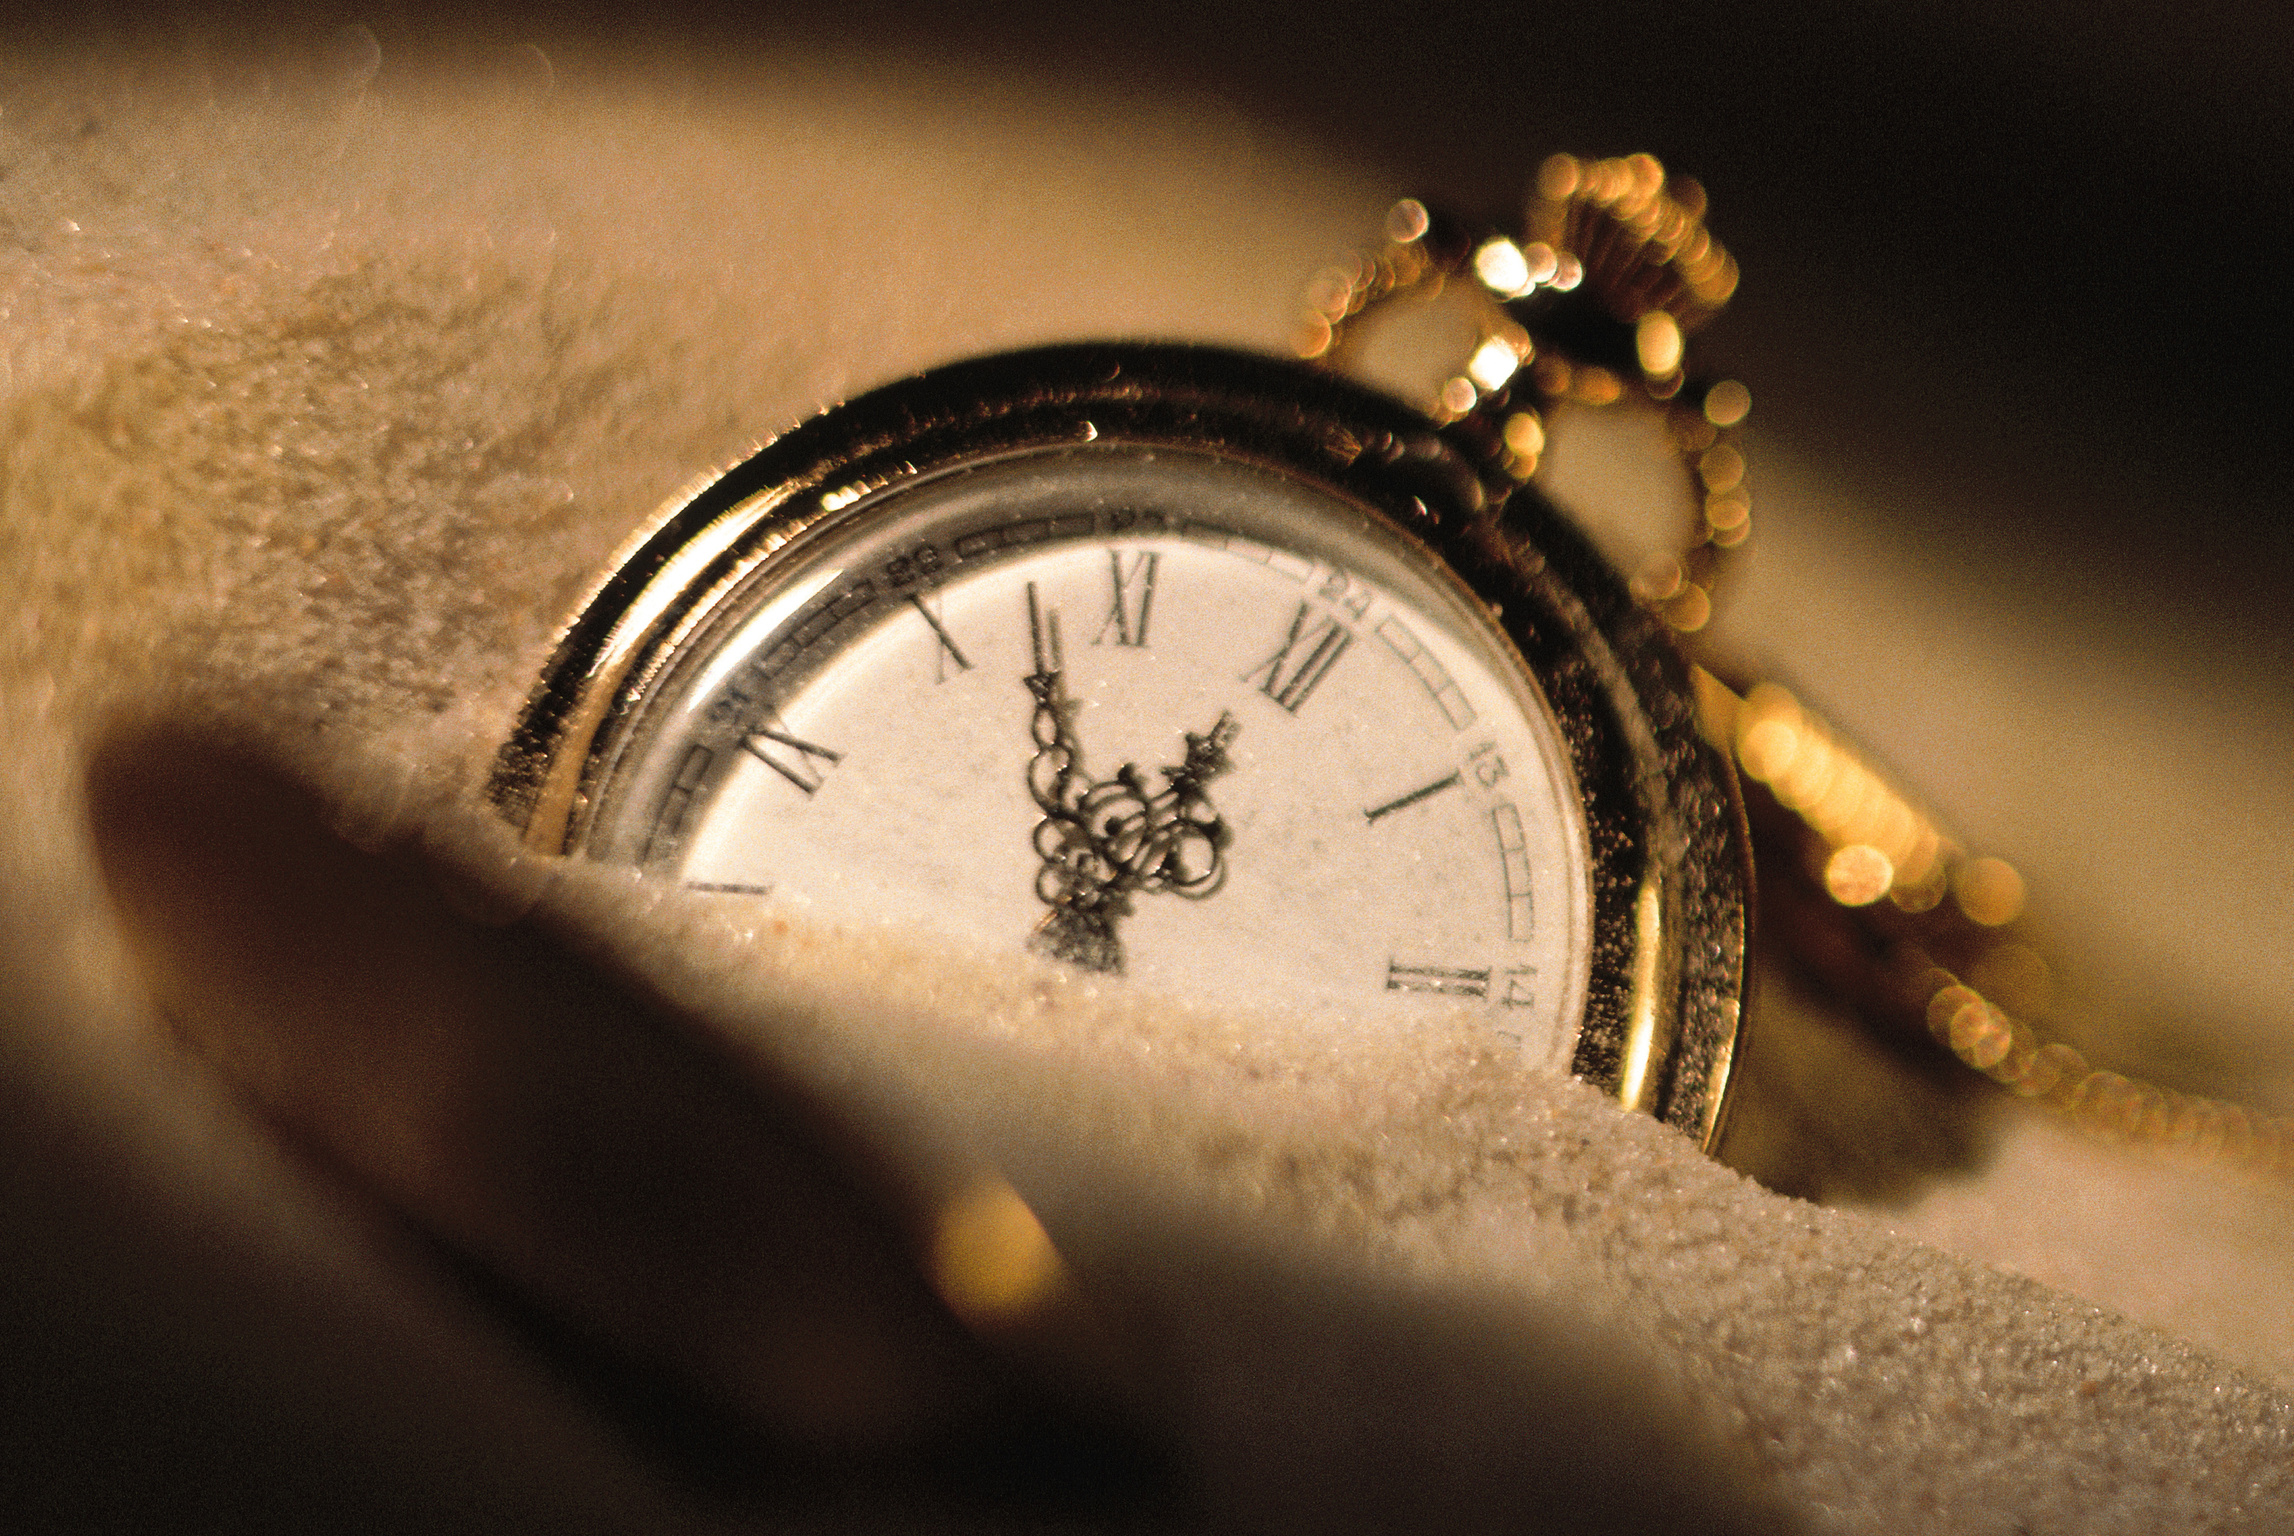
1022 582 1237 974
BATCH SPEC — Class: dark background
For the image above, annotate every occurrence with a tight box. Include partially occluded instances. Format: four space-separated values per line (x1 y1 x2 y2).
50 0 2294 667
417 1 2294 668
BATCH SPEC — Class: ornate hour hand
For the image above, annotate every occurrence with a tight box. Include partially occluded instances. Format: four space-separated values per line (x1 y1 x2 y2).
1022 582 1238 974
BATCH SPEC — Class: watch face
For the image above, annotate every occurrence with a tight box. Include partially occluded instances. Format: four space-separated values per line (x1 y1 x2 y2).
494 344 1747 1144
597 447 1593 1066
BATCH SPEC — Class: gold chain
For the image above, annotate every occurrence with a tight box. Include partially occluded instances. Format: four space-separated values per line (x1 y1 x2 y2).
1303 154 2294 1180
1296 152 1751 637
1704 674 2294 1177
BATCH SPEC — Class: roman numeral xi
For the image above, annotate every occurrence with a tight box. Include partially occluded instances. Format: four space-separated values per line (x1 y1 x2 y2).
1095 550 1157 649
741 724 843 796
1244 602 1351 713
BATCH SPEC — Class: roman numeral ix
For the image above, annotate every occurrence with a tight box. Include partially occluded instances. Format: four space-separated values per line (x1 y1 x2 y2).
741 723 843 796
909 592 971 682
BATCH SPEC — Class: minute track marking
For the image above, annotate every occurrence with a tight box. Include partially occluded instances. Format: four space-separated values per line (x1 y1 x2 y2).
1364 771 1465 824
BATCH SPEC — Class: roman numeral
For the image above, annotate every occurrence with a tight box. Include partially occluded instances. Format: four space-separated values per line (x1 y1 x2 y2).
1094 550 1158 648
741 723 843 796
909 592 971 682
1386 961 1491 999
1244 602 1351 713
1027 581 1063 677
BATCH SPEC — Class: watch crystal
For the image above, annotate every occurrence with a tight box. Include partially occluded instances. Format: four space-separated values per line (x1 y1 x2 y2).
592 446 1592 1065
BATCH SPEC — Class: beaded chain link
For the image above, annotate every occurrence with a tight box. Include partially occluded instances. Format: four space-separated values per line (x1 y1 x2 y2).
1302 154 2294 1179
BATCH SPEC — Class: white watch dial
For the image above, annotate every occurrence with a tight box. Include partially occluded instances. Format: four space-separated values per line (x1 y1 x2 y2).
591 447 1592 1067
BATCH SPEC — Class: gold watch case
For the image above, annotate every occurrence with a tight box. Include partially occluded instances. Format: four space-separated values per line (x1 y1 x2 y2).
489 342 1750 1148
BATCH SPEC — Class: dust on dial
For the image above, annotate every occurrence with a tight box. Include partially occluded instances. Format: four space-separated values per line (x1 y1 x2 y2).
586 446 1594 1067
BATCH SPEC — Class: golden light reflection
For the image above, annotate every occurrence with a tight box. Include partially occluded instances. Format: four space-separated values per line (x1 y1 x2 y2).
1697 444 1745 495
1822 844 1894 906
1664 582 1712 633
1635 312 1684 377
1572 367 1623 406
1905 918 2294 1175
1304 267 1355 321
1467 334 1525 391
1704 488 1750 530
1511 150 1747 643
1703 380 1751 427
1728 683 1952 895
1536 151 1583 203
1502 410 1546 458
2021 1042 2081 1099
1529 153 1738 324
1738 717 1797 781
1502 409 1545 479
1954 856 2027 927
929 1176 1067 1331
1945 993 2014 1070
1291 315 1334 360
1887 844 1948 912
1615 878 1667 1113
1385 198 1431 244
1472 237 1535 298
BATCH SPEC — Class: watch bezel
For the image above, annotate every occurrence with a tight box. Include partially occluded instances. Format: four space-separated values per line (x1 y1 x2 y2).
489 342 1749 1148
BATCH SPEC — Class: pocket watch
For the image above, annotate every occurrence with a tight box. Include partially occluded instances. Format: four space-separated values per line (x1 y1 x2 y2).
488 160 1752 1152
